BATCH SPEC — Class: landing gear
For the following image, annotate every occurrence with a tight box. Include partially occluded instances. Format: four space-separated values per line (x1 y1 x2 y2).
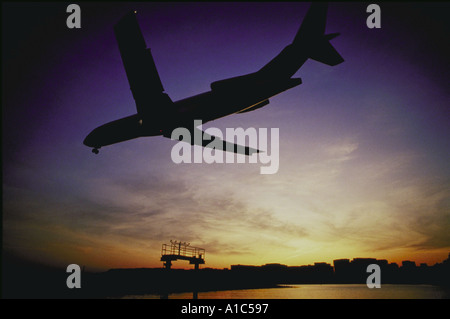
92 148 99 154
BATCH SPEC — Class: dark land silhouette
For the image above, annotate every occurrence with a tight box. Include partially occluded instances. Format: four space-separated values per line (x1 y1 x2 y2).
2 253 449 298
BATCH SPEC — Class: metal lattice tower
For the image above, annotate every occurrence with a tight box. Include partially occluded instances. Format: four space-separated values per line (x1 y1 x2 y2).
160 240 205 270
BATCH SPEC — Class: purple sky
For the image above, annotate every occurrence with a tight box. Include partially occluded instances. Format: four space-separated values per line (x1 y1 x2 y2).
2 2 449 270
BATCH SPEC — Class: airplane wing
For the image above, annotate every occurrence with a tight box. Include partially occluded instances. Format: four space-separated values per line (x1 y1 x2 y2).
165 127 261 156
199 128 261 156
114 11 171 118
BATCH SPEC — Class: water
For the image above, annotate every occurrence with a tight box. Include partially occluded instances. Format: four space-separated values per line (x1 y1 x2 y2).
124 284 449 299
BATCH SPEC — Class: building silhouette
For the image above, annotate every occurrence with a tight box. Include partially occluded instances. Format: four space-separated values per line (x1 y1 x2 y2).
3 252 449 298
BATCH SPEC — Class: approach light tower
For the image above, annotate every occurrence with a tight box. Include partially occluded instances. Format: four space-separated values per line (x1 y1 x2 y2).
161 240 205 270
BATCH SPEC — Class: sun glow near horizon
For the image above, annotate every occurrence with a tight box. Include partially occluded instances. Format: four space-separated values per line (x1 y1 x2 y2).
2 3 449 273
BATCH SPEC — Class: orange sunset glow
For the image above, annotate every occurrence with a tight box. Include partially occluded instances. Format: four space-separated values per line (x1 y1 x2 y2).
3 2 449 277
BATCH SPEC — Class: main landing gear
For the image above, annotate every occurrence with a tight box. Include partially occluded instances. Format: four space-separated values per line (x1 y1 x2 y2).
92 148 100 154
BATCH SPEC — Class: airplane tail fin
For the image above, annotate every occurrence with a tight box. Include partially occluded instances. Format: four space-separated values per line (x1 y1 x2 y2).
257 3 343 79
293 3 344 66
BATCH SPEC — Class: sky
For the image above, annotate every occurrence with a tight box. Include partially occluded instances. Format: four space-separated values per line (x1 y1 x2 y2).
2 2 449 272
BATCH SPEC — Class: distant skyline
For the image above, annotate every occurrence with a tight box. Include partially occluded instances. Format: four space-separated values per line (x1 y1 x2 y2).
2 2 449 272
229 253 450 269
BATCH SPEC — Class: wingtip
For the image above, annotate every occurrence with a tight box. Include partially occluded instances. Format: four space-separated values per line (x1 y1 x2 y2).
246 148 264 156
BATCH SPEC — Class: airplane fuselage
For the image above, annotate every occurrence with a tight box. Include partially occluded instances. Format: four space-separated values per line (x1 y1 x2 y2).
83 75 302 149
84 4 343 154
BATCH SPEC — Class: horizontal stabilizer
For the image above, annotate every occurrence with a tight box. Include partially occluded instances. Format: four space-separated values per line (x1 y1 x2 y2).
309 35 344 66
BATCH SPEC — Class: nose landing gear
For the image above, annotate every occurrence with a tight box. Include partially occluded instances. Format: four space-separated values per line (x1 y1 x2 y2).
92 148 100 154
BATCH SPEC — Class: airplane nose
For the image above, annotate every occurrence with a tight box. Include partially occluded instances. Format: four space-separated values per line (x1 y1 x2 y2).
83 132 95 147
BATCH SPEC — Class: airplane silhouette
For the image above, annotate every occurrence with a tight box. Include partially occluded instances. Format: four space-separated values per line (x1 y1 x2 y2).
83 3 343 155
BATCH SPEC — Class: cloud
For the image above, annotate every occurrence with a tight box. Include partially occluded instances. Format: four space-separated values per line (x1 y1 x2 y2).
4 164 313 269
323 140 359 162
